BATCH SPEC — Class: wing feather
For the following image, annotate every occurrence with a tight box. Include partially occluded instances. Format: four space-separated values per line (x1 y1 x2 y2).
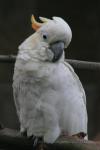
13 83 20 118
64 61 86 105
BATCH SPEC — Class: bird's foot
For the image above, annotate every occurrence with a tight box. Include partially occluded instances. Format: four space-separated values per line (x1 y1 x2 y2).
21 132 46 149
33 136 40 147
60 132 87 141
32 136 45 149
72 132 87 139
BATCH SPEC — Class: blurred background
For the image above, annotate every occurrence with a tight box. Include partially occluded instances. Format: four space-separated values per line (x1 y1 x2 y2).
0 0 100 140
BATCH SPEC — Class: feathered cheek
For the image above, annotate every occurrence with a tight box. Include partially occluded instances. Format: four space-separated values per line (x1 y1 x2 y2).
38 46 54 61
46 48 54 61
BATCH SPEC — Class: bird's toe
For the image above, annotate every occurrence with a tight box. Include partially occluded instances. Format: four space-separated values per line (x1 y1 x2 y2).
33 136 43 148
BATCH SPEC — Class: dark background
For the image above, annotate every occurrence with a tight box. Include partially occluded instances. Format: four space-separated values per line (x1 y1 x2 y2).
0 0 100 140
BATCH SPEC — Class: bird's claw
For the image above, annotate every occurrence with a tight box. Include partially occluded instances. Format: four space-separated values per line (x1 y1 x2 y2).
32 136 44 148
21 131 44 149
33 136 39 147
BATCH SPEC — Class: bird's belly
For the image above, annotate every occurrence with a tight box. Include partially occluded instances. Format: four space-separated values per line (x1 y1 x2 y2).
17 75 60 137
14 63 87 137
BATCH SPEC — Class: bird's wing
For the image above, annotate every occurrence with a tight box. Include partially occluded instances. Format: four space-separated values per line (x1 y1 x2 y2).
63 61 86 105
13 82 20 118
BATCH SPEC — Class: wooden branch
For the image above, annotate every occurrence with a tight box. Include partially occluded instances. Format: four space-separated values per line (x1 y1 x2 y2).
66 59 100 71
0 127 100 150
0 55 16 63
0 128 33 150
0 54 100 71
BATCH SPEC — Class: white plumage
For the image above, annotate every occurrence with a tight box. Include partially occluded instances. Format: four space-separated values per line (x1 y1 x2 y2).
13 16 88 143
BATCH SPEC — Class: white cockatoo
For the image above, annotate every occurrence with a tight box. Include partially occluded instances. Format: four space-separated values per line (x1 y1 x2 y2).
13 15 88 144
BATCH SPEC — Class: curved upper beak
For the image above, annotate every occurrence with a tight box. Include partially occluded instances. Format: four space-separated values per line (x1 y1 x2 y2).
50 41 64 62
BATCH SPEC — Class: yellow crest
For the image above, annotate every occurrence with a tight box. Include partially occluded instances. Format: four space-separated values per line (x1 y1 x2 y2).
31 15 50 31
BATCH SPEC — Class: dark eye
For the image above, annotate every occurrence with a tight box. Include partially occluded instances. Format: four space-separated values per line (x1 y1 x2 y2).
43 34 47 40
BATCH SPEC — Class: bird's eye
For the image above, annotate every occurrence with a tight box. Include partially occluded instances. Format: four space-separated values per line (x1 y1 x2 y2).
43 34 47 40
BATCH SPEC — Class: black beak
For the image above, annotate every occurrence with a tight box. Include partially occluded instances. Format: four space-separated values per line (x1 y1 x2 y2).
50 41 64 62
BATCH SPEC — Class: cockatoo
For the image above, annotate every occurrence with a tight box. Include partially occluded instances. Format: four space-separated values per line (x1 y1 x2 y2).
13 15 88 145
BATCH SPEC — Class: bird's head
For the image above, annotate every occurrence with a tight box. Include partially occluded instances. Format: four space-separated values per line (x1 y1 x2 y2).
19 15 72 62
